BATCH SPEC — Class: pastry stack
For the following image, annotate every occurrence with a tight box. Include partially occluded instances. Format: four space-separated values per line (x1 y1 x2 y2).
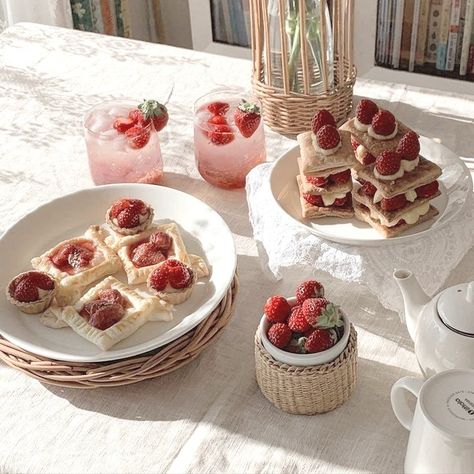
296 110 358 219
341 99 442 237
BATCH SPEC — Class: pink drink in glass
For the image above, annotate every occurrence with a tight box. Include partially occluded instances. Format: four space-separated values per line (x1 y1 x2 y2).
194 92 266 189
84 101 163 185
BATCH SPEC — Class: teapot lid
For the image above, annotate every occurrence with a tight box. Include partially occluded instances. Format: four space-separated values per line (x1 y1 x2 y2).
437 282 474 336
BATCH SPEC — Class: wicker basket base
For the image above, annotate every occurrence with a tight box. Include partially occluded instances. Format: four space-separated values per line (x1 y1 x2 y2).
0 274 238 389
255 324 357 415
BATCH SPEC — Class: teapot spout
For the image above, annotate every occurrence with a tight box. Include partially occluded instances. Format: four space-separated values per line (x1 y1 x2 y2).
393 269 430 341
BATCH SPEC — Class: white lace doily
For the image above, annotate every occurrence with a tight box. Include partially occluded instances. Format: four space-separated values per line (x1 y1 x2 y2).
246 163 474 316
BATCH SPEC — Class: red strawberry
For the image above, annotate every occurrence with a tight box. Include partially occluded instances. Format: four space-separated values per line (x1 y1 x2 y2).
397 131 420 161
333 195 349 207
311 109 336 134
13 279 39 303
208 124 234 145
129 109 148 126
330 169 351 184
116 208 140 229
302 298 330 327
50 243 75 268
109 198 147 218
88 302 124 330
267 322 292 349
296 280 325 304
380 194 408 211
148 265 169 291
316 125 341 150
375 150 402 176
208 115 227 125
27 271 55 291
207 101 229 115
288 305 312 333
168 262 194 289
356 99 378 125
264 295 291 323
416 181 439 198
305 328 336 353
125 125 151 149
97 289 126 308
350 135 359 151
371 109 396 136
234 100 261 138
360 150 376 165
303 193 324 206
138 99 169 132
149 231 172 251
361 181 377 197
130 242 165 268
66 245 94 269
306 176 327 187
113 117 135 133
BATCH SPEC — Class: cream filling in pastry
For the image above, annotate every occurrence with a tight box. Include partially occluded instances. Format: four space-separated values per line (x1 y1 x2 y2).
368 122 398 140
373 189 418 204
111 212 149 228
311 133 342 156
369 201 430 227
354 117 370 132
356 144 367 160
401 156 419 172
321 192 347 206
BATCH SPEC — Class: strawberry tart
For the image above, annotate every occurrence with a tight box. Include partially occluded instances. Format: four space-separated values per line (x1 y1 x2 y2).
296 110 357 219
147 259 196 305
106 198 154 236
6 271 57 314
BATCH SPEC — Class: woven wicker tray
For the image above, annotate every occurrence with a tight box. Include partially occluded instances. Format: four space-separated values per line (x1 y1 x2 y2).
0 274 238 389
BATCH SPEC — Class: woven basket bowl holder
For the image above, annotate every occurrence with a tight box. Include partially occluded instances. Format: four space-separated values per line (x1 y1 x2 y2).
255 324 358 415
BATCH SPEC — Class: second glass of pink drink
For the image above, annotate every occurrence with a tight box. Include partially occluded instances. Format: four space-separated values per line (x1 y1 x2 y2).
84 99 168 185
194 91 266 189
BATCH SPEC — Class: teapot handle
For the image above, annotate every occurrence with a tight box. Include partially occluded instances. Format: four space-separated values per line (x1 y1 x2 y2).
391 376 424 430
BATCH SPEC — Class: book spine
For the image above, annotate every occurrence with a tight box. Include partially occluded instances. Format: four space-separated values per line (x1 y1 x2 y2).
436 0 453 70
445 0 462 70
460 0 474 74
415 0 431 65
426 0 443 63
380 0 388 63
409 0 422 71
392 0 405 68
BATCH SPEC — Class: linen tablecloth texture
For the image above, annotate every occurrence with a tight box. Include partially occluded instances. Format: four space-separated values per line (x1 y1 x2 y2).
0 23 473 474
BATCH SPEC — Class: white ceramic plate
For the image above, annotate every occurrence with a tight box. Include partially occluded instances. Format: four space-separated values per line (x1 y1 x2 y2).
0 184 236 362
270 136 472 246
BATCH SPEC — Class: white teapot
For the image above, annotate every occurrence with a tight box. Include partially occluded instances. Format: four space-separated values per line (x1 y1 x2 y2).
394 269 474 378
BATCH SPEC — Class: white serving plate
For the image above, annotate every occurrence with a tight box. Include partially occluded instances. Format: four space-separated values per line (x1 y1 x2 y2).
0 184 236 362
270 136 472 246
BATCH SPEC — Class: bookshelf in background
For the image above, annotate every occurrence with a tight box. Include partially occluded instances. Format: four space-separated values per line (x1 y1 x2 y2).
210 0 251 48
375 0 474 81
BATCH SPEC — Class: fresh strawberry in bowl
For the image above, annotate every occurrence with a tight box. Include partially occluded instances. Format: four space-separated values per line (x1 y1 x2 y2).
259 280 350 367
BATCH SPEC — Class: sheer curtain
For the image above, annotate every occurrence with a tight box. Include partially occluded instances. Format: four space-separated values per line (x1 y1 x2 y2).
0 0 72 31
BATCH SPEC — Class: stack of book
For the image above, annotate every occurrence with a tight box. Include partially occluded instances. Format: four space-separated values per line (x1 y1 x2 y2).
376 0 474 79
211 0 251 48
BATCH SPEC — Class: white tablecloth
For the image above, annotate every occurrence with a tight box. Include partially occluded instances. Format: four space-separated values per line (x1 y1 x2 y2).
0 23 473 474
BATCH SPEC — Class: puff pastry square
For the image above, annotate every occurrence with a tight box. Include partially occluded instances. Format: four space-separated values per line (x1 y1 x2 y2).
109 222 192 285
54 276 173 350
31 226 122 306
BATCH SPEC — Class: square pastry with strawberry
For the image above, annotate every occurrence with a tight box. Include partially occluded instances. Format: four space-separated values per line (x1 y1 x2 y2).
296 110 356 219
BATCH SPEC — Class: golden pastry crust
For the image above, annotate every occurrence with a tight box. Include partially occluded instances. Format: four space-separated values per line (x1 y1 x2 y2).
298 130 357 174
31 226 122 306
353 200 439 237
55 276 173 351
112 223 191 285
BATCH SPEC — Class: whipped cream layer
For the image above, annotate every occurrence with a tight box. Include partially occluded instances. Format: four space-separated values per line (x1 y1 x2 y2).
368 201 430 227
373 189 417 204
374 156 419 181
354 117 370 132
321 192 347 206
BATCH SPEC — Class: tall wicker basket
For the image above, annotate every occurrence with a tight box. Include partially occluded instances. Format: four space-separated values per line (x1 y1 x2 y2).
250 0 356 136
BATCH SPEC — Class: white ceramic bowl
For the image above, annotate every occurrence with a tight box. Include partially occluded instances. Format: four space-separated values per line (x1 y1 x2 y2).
259 297 350 367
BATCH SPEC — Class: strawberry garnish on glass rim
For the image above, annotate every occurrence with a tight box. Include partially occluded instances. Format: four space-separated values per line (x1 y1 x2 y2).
138 99 169 132
234 99 261 138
